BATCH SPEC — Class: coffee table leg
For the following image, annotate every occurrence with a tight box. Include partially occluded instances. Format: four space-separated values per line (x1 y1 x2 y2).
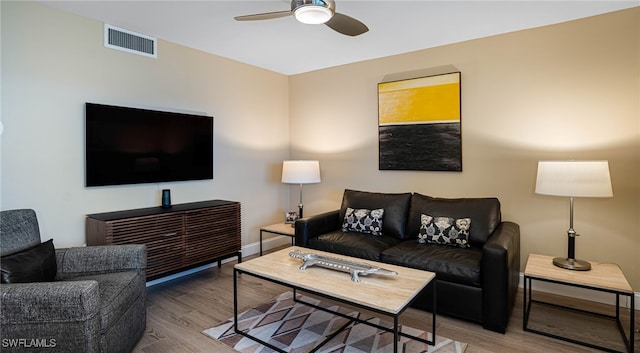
523 275 528 330
233 268 239 333
233 271 289 353
394 316 399 353
630 294 635 353
432 279 437 344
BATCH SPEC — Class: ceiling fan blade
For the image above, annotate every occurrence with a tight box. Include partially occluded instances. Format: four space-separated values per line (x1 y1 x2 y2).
325 12 369 36
234 11 292 21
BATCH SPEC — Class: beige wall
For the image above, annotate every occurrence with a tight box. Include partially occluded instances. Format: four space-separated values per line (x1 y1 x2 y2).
1 2 291 248
2 2 638 291
289 8 640 289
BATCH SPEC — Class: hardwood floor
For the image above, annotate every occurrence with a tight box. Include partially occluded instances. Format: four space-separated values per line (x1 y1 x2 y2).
133 249 639 353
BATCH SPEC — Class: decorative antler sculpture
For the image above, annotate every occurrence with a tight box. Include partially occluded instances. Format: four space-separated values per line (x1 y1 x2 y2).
289 249 398 282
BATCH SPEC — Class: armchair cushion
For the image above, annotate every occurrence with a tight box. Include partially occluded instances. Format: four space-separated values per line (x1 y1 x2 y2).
64 271 145 333
1 239 57 283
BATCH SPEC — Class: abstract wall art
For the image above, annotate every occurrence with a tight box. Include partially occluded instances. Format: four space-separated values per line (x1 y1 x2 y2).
378 72 462 171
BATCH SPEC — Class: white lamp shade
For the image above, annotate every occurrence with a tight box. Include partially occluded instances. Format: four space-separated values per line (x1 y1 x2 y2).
535 160 613 198
282 160 321 184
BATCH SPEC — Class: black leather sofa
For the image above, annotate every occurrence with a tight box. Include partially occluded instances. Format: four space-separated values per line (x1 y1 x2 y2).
295 189 520 333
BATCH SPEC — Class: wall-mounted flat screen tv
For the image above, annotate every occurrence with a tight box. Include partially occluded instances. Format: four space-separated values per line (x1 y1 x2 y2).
85 103 213 187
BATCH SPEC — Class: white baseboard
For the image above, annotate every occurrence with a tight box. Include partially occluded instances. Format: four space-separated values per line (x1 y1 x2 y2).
146 236 291 287
518 272 640 310
241 235 293 257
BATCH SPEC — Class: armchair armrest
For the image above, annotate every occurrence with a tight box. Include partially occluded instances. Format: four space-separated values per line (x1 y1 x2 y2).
56 244 146 277
0 281 100 323
295 210 341 247
481 221 520 333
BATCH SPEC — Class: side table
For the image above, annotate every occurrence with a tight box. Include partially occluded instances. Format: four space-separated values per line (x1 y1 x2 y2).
523 253 635 353
259 222 295 256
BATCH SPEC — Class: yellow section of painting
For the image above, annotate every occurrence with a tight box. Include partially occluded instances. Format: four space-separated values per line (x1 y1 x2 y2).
379 74 460 125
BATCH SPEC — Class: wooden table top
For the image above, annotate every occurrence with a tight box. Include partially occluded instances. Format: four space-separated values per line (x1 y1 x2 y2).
524 253 633 293
260 222 295 236
235 246 436 314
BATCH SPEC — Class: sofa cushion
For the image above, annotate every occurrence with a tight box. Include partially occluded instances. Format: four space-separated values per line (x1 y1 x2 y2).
381 240 482 287
408 194 501 247
1 239 57 283
418 214 471 248
308 230 402 261
342 208 384 236
340 189 412 239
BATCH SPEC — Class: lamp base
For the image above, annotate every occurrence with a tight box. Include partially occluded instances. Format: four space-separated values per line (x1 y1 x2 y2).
552 257 591 271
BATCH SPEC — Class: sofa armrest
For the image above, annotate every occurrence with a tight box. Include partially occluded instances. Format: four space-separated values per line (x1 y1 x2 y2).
481 221 520 333
0 281 100 323
56 244 147 277
295 210 341 247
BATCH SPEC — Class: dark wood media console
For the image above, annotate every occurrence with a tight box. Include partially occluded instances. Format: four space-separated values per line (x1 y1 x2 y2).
86 200 241 280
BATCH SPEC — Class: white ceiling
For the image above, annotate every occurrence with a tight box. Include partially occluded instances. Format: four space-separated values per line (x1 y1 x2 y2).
40 1 638 75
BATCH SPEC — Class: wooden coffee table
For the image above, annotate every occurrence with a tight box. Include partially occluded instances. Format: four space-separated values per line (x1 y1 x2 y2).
234 246 437 353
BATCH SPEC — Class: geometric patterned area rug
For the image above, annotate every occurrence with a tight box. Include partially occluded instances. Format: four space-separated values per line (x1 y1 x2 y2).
203 291 466 353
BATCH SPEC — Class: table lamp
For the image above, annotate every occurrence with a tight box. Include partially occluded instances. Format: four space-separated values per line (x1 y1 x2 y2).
535 160 613 271
281 160 321 218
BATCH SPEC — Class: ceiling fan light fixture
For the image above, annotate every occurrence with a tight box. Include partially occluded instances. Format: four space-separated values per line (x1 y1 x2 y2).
294 6 333 24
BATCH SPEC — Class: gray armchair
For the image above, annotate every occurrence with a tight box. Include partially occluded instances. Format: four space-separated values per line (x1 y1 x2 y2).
0 209 146 353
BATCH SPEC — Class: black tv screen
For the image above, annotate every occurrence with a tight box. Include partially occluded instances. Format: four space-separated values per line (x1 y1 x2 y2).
85 103 213 187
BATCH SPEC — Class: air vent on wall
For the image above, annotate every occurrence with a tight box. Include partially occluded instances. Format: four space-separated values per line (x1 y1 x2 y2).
104 24 157 58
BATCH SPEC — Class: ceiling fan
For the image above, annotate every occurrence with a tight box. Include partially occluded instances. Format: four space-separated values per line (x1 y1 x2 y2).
234 0 369 37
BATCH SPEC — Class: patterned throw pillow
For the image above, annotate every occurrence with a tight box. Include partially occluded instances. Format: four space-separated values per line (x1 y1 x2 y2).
417 214 471 248
342 208 384 236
